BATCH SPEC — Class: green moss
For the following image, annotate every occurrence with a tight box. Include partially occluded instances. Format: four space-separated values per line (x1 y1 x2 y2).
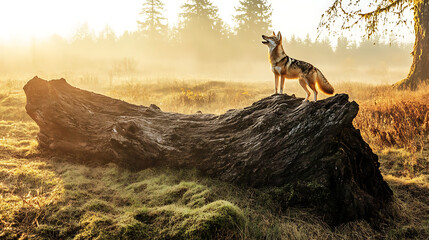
74 213 115 240
134 207 152 223
140 200 245 239
65 189 92 202
158 184 189 205
83 199 116 213
185 189 211 208
116 219 150 239
135 168 158 181
50 204 83 222
190 200 245 238
125 181 148 193
36 224 60 239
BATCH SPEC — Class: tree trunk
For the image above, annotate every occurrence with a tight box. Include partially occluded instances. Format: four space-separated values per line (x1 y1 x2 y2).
396 0 429 90
23 76 393 224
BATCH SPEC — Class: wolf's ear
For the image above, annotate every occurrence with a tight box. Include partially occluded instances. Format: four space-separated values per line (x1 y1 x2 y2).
277 31 282 42
272 31 276 36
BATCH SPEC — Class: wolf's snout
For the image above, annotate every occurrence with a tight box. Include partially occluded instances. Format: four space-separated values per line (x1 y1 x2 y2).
261 35 268 44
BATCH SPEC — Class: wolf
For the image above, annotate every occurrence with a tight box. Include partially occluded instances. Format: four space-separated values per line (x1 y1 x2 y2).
262 31 334 101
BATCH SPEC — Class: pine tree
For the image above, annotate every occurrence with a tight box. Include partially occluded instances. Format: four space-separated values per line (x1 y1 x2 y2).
179 0 227 59
98 25 116 43
72 22 94 43
180 0 223 37
234 0 272 40
137 0 166 38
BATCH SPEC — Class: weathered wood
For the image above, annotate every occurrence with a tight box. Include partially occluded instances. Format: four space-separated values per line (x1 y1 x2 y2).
24 76 392 223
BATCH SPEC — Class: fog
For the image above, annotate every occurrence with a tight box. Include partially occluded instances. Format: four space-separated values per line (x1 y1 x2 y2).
0 25 413 89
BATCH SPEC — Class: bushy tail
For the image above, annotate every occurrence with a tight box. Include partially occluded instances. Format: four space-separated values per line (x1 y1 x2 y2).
316 68 334 95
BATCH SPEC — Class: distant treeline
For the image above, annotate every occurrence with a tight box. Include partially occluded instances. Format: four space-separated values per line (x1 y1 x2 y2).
0 0 413 84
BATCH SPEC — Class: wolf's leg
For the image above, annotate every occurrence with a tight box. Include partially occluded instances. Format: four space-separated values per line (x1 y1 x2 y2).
274 74 279 94
299 78 310 101
309 81 318 101
280 75 285 94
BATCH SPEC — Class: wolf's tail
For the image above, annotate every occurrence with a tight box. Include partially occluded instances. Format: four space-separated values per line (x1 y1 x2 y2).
315 68 334 95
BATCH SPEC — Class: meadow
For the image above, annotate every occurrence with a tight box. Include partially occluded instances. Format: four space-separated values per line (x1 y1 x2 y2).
0 77 428 239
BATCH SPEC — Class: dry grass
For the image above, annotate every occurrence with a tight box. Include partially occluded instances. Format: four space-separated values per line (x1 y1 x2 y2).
106 79 274 114
347 84 429 152
0 78 428 239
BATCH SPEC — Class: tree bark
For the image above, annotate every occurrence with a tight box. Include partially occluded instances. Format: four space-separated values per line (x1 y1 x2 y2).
396 0 429 90
24 76 392 224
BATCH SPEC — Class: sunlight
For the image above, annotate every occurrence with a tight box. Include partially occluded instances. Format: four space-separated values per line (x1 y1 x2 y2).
1 1 428 239
1 0 411 43
0 0 141 42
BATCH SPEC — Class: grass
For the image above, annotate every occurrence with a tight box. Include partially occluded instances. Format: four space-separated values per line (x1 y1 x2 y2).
106 79 274 115
349 84 429 152
0 78 428 239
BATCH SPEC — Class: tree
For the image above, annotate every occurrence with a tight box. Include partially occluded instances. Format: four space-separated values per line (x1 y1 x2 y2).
71 22 96 53
98 25 116 43
234 0 272 41
72 22 95 43
137 0 166 38
180 0 223 35
318 0 429 90
179 0 225 58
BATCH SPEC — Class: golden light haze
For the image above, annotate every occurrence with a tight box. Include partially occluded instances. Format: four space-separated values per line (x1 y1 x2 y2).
0 0 414 42
0 0 414 88
1 2 428 239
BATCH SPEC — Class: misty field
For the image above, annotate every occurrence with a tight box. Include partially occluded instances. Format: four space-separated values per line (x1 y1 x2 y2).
0 78 428 239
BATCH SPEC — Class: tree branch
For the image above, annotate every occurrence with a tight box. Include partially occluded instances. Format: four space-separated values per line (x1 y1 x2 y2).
318 0 412 39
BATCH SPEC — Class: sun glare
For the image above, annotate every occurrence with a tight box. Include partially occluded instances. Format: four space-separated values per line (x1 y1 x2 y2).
0 0 142 42
0 0 414 45
0 0 347 43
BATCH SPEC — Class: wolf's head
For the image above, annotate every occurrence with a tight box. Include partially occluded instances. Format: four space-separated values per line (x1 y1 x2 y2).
262 31 282 49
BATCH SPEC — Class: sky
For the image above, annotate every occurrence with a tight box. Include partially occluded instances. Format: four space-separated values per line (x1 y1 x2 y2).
0 0 414 44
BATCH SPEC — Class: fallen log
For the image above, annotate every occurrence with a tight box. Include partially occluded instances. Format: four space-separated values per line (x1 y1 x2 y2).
24 76 392 223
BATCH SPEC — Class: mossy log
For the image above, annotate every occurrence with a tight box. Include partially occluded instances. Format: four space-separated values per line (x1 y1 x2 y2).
24 76 392 224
